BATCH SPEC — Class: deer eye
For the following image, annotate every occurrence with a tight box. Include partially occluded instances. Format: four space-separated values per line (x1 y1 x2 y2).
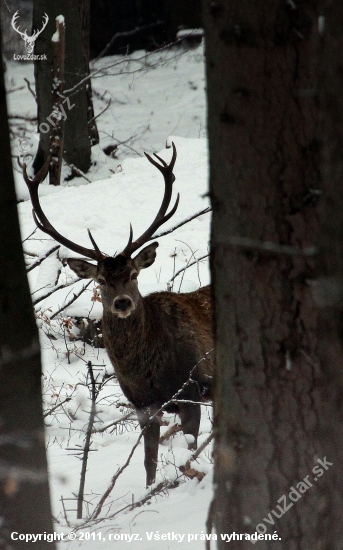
98 278 106 286
131 272 138 280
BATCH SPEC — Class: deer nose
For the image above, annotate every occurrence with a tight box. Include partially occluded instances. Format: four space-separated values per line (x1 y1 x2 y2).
114 297 132 312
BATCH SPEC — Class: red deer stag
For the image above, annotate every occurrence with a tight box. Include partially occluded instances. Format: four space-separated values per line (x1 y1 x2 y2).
23 144 213 486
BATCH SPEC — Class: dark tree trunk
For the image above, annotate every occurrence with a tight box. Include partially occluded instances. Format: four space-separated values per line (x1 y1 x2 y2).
0 29 56 550
315 0 343 543
33 0 97 176
204 0 343 548
78 0 99 146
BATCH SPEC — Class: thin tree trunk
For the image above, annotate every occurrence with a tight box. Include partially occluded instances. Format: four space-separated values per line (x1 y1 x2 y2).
204 0 343 547
0 28 56 550
33 0 96 176
79 0 99 145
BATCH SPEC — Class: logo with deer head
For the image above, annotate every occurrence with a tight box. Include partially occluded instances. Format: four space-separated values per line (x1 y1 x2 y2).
11 11 48 54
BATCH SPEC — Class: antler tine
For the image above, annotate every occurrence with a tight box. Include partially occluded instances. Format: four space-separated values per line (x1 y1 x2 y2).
87 229 103 259
122 224 133 257
121 142 178 257
23 159 104 262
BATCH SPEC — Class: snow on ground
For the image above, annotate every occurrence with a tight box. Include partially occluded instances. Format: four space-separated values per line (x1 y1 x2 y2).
6 43 214 549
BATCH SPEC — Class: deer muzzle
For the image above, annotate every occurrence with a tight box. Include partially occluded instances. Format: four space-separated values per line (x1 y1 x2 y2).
112 294 135 318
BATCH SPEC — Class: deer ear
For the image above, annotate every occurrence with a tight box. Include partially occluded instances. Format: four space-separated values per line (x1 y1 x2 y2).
67 259 98 279
133 242 159 271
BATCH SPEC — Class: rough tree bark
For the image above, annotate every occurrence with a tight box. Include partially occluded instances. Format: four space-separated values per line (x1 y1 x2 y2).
0 30 56 550
33 0 97 177
315 0 343 544
204 0 343 548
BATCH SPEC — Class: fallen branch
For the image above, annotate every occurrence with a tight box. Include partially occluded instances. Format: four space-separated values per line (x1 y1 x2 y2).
64 161 91 183
179 432 214 481
159 423 181 444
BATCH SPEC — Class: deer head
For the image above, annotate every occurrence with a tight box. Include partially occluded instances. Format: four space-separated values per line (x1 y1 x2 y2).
11 11 49 54
23 144 178 317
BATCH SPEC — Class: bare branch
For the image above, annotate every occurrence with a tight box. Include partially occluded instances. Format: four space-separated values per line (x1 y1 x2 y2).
24 77 36 99
26 245 60 272
77 362 98 519
91 429 144 519
64 161 92 183
88 98 111 126
43 396 72 418
167 253 209 288
50 280 93 320
32 279 80 306
152 206 212 240
159 423 181 444
92 21 164 62
91 412 134 434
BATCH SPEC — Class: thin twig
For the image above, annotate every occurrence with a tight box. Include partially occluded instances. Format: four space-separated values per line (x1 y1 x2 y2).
43 396 72 418
7 85 25 94
92 21 164 62
76 478 181 529
50 280 93 320
88 98 111 126
32 279 80 306
64 37 191 96
176 241 197 293
26 245 60 272
168 254 209 287
92 412 134 434
24 77 36 99
77 362 98 519
22 227 38 243
91 429 145 519
152 207 212 240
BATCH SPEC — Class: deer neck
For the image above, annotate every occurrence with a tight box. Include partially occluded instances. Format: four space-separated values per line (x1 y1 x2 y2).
102 295 146 365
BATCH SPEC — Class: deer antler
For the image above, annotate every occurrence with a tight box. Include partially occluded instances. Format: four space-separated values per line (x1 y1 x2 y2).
121 142 179 256
23 158 105 262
